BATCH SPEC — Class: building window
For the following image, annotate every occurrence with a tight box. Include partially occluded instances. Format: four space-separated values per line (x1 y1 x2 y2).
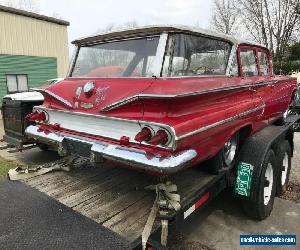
6 74 28 93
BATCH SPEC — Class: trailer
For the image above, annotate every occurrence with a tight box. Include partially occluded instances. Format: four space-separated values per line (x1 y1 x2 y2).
4 115 300 249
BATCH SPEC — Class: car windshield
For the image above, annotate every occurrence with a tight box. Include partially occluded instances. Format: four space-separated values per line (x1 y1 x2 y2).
162 33 232 76
71 36 160 78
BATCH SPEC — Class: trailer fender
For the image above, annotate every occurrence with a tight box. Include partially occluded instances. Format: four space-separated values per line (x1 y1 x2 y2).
234 125 293 202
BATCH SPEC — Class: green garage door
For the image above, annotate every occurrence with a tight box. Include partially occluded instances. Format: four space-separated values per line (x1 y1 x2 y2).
0 54 57 100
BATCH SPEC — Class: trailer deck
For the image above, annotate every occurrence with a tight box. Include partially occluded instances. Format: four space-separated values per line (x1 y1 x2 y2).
19 160 220 248
3 115 299 249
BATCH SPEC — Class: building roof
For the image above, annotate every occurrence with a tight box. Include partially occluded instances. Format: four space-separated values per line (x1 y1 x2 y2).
72 24 266 48
0 4 69 26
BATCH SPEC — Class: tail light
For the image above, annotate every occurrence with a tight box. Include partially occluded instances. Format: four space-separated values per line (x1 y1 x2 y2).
25 111 47 122
135 127 153 142
148 129 170 146
135 127 172 147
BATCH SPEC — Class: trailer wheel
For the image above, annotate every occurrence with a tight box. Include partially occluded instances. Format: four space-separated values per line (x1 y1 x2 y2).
276 141 292 196
203 132 239 174
241 150 276 220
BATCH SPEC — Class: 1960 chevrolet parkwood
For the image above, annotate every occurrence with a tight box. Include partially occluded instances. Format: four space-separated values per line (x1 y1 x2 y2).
25 25 298 175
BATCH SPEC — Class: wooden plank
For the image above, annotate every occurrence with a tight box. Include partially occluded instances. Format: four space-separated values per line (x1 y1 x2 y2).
22 160 217 245
73 174 152 218
59 171 143 208
22 164 95 187
27 169 102 193
103 194 157 242
23 171 67 187
174 170 216 203
36 166 117 196
22 157 99 187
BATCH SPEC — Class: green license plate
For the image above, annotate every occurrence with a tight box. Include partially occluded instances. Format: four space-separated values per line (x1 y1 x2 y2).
235 162 254 197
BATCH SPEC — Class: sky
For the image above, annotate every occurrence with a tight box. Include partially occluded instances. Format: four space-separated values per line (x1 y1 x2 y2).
38 0 213 53
0 0 214 55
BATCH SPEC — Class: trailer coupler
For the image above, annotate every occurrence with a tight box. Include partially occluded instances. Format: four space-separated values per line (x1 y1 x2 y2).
7 156 88 181
142 181 181 249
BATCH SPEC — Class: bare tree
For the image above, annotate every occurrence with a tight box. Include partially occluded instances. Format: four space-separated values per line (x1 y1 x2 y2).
211 0 239 35
2 0 40 12
236 0 300 60
94 20 138 35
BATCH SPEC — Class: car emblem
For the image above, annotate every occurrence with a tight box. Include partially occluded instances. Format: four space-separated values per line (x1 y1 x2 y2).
83 81 95 96
80 102 94 109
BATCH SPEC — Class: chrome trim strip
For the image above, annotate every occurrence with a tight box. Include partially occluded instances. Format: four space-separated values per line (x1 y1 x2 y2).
102 80 278 111
33 106 177 151
44 90 72 108
91 144 197 172
35 106 174 133
25 125 197 173
176 105 265 141
31 89 72 108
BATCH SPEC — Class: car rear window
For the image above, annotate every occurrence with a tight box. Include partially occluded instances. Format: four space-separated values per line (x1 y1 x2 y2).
162 33 232 77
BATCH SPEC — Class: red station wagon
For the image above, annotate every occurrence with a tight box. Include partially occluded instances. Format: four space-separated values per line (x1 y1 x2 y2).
25 25 298 175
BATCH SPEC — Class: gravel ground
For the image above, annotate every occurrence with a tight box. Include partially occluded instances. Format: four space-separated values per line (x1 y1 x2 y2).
280 182 300 202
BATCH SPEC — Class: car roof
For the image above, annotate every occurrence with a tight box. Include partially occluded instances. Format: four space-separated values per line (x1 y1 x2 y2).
72 24 267 49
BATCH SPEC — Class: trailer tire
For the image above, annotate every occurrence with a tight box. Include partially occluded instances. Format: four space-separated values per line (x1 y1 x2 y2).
276 140 292 196
241 150 276 220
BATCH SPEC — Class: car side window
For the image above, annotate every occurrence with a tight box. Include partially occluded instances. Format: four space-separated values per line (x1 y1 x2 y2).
240 49 258 77
258 51 270 76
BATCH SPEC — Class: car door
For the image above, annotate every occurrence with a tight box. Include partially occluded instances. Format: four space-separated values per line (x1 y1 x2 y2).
255 48 282 122
238 46 275 122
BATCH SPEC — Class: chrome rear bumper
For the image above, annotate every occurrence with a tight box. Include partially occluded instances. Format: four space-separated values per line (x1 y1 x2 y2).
25 125 197 174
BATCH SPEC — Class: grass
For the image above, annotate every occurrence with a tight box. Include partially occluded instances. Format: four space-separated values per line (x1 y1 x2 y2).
0 156 17 179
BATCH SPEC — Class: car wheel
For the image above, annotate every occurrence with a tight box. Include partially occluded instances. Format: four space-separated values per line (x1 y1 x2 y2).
275 108 289 125
203 132 239 174
241 150 276 220
276 141 292 196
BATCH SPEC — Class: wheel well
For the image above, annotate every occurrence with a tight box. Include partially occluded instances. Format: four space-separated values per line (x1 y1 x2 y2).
291 90 298 104
237 125 253 144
